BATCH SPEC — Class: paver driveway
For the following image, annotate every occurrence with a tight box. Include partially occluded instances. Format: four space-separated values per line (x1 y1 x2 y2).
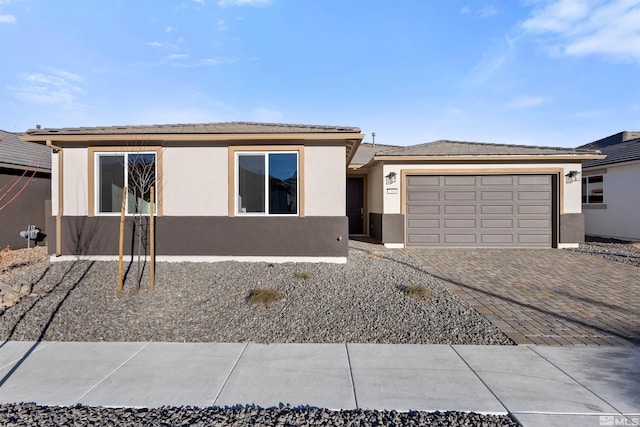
401 249 639 346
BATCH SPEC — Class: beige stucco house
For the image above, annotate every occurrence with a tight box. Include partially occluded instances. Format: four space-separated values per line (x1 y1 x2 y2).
22 122 363 263
348 140 603 248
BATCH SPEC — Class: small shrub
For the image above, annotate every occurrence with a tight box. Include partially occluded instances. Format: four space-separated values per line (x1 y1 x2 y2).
294 272 312 280
633 242 640 250
247 288 282 307
368 253 379 260
401 284 430 302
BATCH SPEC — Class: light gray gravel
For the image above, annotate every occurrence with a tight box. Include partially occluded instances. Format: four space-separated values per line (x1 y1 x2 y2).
0 404 520 426
0 240 512 344
567 236 640 267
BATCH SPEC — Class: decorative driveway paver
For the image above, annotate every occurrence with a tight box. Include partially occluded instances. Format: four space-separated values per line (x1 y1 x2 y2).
401 249 640 346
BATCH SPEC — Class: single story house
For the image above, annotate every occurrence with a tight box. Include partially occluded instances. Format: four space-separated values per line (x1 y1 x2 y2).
0 130 51 249
21 122 364 263
348 140 603 248
577 131 640 241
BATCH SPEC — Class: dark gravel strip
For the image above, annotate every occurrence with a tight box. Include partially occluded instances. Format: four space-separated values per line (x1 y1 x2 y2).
0 404 520 427
0 241 512 345
567 236 640 267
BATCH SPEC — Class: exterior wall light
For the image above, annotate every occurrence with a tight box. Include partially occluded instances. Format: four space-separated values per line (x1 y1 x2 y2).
385 172 397 185
565 170 580 183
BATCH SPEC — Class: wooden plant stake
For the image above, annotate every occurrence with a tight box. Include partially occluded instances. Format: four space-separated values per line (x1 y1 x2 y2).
150 186 155 291
118 186 127 292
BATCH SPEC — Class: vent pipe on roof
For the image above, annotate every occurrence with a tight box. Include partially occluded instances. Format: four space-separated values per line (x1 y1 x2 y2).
36 124 41 129
372 132 376 149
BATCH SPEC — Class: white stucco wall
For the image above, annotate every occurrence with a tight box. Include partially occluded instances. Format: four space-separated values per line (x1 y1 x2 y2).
378 162 583 215
304 145 345 216
162 146 228 216
63 147 88 216
583 162 640 240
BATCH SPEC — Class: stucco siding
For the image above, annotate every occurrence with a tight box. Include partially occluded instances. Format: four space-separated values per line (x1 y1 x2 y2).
367 162 384 214
304 146 345 216
583 162 640 240
63 147 88 216
163 146 228 216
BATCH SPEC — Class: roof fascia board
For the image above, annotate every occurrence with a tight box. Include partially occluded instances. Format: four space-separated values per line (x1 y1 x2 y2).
372 154 606 162
21 132 365 143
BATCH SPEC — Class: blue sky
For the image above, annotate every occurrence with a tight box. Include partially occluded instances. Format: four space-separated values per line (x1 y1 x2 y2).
1 0 639 147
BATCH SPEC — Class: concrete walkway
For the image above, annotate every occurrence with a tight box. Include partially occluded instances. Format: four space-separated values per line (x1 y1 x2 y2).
0 341 638 426
402 248 640 346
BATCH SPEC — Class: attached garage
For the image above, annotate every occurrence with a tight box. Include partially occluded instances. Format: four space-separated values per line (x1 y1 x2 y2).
405 174 554 248
348 139 605 249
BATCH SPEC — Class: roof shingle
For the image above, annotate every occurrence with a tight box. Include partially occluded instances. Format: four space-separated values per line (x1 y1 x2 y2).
25 122 361 136
0 130 51 171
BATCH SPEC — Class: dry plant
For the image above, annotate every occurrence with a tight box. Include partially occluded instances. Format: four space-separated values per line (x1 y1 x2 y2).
247 288 282 306
632 242 640 250
401 284 430 302
368 253 379 260
294 272 312 280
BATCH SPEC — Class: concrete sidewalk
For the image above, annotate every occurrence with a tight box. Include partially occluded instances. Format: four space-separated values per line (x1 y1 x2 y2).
0 342 638 427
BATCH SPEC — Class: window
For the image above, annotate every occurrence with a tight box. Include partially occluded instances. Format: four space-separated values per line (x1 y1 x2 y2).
96 152 157 214
582 175 604 204
236 152 298 215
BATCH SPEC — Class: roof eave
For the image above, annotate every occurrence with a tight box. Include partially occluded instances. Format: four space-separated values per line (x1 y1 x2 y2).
372 154 606 162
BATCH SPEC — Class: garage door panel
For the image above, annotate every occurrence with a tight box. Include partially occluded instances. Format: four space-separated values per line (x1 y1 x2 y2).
444 176 476 185
482 234 514 243
406 174 552 248
408 176 441 186
445 205 476 214
481 191 513 200
481 205 514 214
407 205 440 214
444 191 476 200
519 175 550 185
408 191 439 201
482 176 514 185
481 219 513 228
445 234 477 244
518 205 550 214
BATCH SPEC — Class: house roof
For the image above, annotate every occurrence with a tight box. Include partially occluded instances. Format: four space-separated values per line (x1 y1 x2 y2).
349 142 402 166
378 140 600 157
0 130 51 172
578 131 640 168
24 122 361 136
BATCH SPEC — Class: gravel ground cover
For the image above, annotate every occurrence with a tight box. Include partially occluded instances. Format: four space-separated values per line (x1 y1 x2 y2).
0 404 520 426
0 241 512 344
567 236 640 267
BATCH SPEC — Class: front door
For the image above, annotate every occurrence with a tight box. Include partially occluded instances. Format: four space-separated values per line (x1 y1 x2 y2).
346 177 364 234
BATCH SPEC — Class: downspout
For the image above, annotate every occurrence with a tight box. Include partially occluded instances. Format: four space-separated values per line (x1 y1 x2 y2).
46 140 63 256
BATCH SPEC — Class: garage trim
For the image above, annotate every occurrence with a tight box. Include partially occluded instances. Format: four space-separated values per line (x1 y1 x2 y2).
401 168 564 248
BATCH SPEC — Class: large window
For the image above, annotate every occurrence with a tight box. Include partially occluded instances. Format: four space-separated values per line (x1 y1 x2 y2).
582 175 604 204
236 152 298 215
96 152 157 214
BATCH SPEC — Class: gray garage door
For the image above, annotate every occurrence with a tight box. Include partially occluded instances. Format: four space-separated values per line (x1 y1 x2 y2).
406 175 553 247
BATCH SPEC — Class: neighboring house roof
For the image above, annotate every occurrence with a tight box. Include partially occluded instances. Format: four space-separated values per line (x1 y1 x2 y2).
23 122 361 136
0 129 51 172
349 142 401 166
578 131 640 168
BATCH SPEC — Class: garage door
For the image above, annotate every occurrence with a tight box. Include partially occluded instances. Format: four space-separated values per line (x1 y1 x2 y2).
406 175 553 247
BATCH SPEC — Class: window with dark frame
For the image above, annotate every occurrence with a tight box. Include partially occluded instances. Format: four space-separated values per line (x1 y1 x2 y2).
582 175 604 204
237 152 298 215
96 152 157 215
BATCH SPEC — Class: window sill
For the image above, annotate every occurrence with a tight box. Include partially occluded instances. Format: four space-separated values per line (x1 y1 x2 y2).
582 204 607 210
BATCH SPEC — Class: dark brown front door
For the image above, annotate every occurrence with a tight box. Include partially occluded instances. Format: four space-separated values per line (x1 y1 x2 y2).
347 177 364 234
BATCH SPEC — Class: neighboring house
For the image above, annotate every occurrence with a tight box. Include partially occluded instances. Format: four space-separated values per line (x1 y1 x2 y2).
348 140 603 248
21 122 363 263
577 131 640 240
0 130 51 249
